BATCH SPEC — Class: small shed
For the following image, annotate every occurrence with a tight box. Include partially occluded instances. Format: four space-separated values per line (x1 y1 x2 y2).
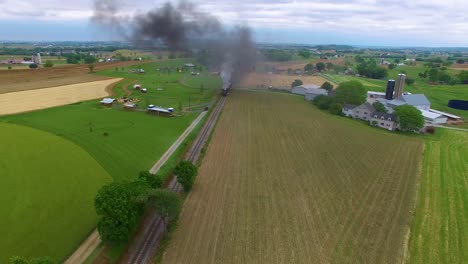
141 88 147 93
134 84 141 90
100 98 115 106
291 84 321 95
305 88 328 101
148 106 173 117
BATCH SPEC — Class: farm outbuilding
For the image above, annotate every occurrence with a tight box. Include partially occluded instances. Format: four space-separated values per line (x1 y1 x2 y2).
100 98 115 106
134 84 141 90
147 106 173 117
419 109 448 124
292 84 321 95
304 88 328 101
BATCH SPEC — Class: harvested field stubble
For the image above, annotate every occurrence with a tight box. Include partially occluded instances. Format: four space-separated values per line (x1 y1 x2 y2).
163 90 423 264
0 78 122 116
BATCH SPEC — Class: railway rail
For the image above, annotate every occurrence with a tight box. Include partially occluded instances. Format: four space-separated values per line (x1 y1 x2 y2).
125 95 227 264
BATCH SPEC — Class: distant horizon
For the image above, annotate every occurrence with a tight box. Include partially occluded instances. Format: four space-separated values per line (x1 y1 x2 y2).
1 0 468 48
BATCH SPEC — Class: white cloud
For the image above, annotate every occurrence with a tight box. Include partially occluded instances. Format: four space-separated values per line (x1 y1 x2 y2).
1 0 468 45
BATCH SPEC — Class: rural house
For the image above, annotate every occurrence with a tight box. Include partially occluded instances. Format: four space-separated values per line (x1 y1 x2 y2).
342 102 375 121
370 112 397 131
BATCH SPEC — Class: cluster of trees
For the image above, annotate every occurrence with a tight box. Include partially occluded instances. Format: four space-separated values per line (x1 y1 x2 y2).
313 80 366 115
95 160 199 244
356 58 388 79
263 49 293 62
64 53 97 64
419 65 458 85
303 62 334 74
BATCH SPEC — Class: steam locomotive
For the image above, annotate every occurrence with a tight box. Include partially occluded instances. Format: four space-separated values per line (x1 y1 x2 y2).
222 83 232 96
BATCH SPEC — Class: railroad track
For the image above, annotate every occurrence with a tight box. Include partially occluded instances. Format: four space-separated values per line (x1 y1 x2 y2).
125 96 226 264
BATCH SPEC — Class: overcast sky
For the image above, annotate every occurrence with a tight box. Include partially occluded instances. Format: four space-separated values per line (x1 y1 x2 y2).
1 0 467 47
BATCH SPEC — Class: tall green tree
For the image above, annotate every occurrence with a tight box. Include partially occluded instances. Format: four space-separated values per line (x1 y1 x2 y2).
334 80 367 105
316 62 326 72
458 71 468 84
373 102 388 113
44 60 54 68
304 63 314 73
321 81 334 91
394 105 424 132
291 79 303 88
174 161 198 192
95 181 150 243
147 189 182 231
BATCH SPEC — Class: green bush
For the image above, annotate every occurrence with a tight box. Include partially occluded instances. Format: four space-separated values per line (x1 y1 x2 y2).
139 171 163 189
313 95 333 110
174 160 198 192
329 103 343 115
29 64 38 69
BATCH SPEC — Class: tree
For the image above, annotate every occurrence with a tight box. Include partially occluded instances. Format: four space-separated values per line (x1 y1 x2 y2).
316 62 326 72
8 66 12 70
95 181 150 243
298 49 310 58
138 171 162 189
44 60 53 68
394 105 424 132
458 71 468 84
88 64 95 73
373 102 388 113
291 79 303 88
304 63 314 73
147 189 181 230
388 63 396 70
329 102 343 115
428 67 439 82
313 95 333 110
405 78 415 85
84 56 96 64
334 80 367 105
29 64 38 69
321 81 334 91
326 62 334 70
174 160 198 192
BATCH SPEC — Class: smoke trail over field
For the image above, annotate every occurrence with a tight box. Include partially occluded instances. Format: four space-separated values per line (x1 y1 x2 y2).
92 0 256 89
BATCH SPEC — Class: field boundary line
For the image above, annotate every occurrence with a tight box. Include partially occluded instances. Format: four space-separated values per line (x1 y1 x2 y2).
64 111 206 264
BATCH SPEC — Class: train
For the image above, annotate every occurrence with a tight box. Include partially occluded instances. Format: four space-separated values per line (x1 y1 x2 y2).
222 83 232 96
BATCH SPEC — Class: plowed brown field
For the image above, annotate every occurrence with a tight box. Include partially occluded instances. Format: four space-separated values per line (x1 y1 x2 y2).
162 90 423 264
0 61 142 94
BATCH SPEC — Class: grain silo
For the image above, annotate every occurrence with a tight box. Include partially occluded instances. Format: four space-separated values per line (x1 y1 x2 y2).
385 80 396 100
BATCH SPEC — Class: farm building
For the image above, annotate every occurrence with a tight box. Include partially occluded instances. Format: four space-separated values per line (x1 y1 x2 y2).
419 109 448 124
428 109 463 124
305 88 328 101
100 98 115 106
342 102 375 121
367 91 386 103
292 84 322 95
147 105 174 117
134 84 141 90
370 112 397 131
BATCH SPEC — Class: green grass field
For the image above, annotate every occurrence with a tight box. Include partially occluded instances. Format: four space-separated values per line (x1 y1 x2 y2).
96 60 221 110
408 129 468 264
0 59 221 260
163 90 423 263
2 101 197 182
0 122 112 262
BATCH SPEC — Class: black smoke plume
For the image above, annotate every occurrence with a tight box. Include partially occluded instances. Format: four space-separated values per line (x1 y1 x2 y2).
92 0 256 90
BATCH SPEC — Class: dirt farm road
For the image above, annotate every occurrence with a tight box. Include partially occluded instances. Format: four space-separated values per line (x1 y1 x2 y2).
64 111 207 264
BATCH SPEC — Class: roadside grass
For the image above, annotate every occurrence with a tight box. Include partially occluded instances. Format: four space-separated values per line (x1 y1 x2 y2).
408 129 468 264
0 123 112 263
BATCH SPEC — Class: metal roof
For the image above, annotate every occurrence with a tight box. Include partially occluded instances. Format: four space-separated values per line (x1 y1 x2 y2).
148 107 171 113
429 109 462 119
398 94 431 106
420 109 444 120
305 88 328 95
371 111 396 121
367 91 386 96
295 84 321 89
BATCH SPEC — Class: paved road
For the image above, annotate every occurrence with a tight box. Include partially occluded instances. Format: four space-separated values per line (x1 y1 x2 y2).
64 111 207 264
